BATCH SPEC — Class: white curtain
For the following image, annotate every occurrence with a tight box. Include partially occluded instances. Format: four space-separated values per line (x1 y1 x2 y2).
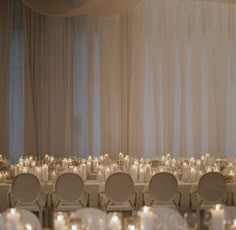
1 0 236 162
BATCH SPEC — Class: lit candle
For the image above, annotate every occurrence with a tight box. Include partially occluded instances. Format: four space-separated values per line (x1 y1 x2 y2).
25 223 33 230
54 214 65 230
51 171 57 182
105 167 111 180
73 167 79 174
111 164 119 173
139 206 154 230
189 157 194 167
190 167 196 181
42 164 48 182
97 170 104 181
6 208 20 223
35 167 42 178
87 161 91 173
62 159 68 168
144 164 152 182
124 156 129 172
211 204 225 230
108 215 122 230
71 224 78 230
139 168 145 183
230 219 236 230
93 158 99 173
130 165 138 182
119 152 124 161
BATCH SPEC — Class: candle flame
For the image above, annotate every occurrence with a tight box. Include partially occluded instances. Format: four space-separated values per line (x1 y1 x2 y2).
143 206 149 213
111 215 119 222
234 219 236 226
128 225 136 230
215 204 221 211
10 208 16 215
57 215 64 221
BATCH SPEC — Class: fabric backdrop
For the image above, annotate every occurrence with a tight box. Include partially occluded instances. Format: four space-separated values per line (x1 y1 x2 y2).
1 0 236 162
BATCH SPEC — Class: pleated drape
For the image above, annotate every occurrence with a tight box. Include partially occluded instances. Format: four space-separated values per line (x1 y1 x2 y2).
1 0 236 162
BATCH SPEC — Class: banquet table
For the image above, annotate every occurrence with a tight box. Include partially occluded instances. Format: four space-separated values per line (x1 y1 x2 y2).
0 180 236 213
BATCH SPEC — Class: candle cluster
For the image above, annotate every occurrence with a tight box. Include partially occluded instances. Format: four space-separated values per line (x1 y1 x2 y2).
1 152 236 184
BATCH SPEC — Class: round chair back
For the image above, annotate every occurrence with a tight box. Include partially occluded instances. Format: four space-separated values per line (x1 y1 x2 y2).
149 172 178 202
198 172 227 202
55 173 84 203
12 173 41 204
105 172 134 203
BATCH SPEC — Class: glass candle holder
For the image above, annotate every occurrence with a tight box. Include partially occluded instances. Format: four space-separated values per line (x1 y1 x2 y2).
138 206 155 230
124 216 140 230
107 212 122 230
210 204 225 230
54 212 69 230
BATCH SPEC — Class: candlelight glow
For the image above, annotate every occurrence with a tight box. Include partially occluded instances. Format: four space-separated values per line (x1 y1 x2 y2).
111 215 119 222
143 206 150 213
57 215 64 221
10 208 16 215
215 204 221 211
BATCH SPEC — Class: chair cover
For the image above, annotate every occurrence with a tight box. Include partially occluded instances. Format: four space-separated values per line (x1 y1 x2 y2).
149 172 178 203
105 172 134 203
55 173 84 203
12 173 41 204
198 172 227 203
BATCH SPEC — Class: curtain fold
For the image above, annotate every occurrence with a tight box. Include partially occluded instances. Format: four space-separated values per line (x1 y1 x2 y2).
1 0 236 161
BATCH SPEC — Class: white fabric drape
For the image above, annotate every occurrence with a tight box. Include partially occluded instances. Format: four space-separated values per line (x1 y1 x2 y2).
22 0 141 16
1 0 236 162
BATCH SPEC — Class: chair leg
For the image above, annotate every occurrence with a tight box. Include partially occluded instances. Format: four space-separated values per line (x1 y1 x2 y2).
196 208 201 230
39 208 43 225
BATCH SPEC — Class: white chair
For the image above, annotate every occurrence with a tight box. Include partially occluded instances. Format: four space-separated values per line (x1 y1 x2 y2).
71 208 107 230
144 172 181 210
52 173 88 212
0 209 42 230
191 172 227 228
152 207 188 230
8 173 44 224
99 172 136 212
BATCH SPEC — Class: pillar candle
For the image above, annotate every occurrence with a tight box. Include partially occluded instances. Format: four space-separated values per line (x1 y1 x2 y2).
211 204 225 230
54 215 65 230
130 165 138 182
105 167 111 180
6 208 20 223
80 164 87 180
144 165 152 182
119 152 124 161
139 168 145 183
139 206 154 230
42 164 48 182
87 161 91 173
93 158 99 173
97 170 104 181
230 219 236 230
108 215 122 230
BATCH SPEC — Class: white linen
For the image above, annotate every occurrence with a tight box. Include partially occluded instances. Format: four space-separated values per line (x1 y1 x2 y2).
2 0 236 161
